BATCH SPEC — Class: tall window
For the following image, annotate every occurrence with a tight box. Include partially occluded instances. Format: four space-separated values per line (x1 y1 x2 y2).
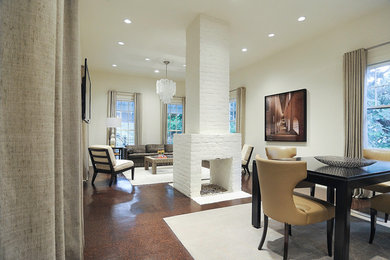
163 97 185 144
229 98 237 133
115 94 135 146
365 61 390 149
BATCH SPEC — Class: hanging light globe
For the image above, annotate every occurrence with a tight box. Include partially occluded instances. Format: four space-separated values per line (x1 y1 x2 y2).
156 61 176 104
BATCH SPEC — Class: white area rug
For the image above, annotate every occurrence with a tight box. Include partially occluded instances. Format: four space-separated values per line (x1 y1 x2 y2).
123 166 210 186
164 203 390 260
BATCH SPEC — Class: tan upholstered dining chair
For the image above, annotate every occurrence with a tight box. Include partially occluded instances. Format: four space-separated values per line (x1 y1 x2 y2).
369 194 390 244
89 145 135 186
265 146 316 197
242 144 254 174
256 156 335 259
363 149 390 222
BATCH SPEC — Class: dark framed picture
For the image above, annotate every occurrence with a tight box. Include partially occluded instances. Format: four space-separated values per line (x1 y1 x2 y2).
265 89 307 142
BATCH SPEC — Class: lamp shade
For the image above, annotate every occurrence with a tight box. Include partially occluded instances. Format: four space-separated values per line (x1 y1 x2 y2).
106 117 121 128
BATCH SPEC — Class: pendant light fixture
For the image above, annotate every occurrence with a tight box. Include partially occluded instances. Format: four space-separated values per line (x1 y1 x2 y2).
156 60 176 104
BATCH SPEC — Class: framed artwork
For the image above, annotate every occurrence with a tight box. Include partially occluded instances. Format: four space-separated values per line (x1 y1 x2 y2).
265 89 307 142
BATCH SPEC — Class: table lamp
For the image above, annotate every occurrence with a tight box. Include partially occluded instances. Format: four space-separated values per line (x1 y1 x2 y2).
106 117 121 147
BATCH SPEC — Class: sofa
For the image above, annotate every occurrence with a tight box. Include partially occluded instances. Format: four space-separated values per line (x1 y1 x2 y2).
125 144 173 167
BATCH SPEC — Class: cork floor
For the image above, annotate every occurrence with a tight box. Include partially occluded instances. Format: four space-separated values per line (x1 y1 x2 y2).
83 170 370 260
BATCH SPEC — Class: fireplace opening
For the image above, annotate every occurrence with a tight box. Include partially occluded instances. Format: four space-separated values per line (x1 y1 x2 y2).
200 158 232 196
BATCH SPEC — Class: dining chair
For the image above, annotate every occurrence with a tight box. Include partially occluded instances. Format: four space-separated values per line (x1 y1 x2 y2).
265 147 316 197
256 156 335 259
89 145 135 186
369 193 390 244
363 149 390 222
242 144 254 174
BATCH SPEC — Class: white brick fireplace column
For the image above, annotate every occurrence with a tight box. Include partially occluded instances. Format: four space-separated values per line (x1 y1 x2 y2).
173 14 241 198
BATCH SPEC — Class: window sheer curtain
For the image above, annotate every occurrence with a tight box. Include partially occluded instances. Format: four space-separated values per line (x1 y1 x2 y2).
344 48 370 198
0 1 83 259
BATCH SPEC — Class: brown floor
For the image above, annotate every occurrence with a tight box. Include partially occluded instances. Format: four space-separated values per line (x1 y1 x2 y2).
83 170 372 260
83 170 253 260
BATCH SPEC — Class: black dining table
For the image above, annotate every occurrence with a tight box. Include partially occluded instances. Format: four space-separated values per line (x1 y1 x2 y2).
251 156 390 260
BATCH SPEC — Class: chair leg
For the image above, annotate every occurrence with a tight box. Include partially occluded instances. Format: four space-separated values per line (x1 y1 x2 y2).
258 215 268 250
131 167 135 180
310 185 315 197
246 165 250 175
109 174 115 187
369 208 377 244
385 213 388 223
284 223 289 260
288 225 292 236
91 170 98 185
327 218 334 256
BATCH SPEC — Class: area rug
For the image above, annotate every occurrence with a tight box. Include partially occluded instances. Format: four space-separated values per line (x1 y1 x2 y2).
164 203 390 260
122 166 210 186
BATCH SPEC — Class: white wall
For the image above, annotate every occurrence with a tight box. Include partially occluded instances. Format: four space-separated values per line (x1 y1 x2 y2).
230 7 390 159
88 70 185 146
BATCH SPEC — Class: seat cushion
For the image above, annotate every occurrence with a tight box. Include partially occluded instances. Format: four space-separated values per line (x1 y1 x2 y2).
292 193 335 225
241 144 253 161
242 159 247 165
126 145 146 154
371 193 390 214
164 144 173 153
145 144 164 153
114 160 134 172
365 181 390 193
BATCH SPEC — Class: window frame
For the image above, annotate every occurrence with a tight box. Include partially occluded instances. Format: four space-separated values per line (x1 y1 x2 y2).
162 97 185 144
364 60 390 150
115 92 136 147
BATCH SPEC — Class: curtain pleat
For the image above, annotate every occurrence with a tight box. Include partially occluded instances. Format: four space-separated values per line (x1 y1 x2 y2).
230 87 246 146
0 0 83 259
107 90 117 144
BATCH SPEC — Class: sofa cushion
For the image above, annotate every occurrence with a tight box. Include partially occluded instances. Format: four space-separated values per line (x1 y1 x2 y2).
164 144 173 153
126 145 146 154
145 144 164 153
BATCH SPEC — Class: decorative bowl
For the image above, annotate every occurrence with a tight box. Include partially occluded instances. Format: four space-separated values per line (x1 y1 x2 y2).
314 156 376 168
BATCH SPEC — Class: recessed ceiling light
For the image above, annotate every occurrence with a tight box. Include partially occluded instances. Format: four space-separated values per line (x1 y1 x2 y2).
298 16 306 22
118 41 125 45
124 18 132 24
145 58 151 61
268 33 275 38
154 69 160 73
183 64 186 67
241 48 248 52
112 64 117 67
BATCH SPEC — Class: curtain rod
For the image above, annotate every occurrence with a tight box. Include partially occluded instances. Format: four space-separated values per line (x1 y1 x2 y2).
367 41 390 50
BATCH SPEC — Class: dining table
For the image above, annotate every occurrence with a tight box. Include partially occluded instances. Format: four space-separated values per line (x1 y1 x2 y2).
251 156 390 260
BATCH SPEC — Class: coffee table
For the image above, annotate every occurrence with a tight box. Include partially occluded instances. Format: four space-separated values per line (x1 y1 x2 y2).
144 155 173 174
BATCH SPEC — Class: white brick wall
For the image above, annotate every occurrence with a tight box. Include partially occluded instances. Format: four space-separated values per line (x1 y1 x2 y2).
173 134 241 197
186 14 229 134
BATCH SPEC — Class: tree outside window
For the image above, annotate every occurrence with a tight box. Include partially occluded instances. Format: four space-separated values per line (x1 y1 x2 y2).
166 103 183 144
365 61 390 149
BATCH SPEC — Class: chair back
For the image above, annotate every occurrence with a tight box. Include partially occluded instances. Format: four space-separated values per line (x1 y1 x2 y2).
89 145 117 172
363 149 390 161
265 146 296 159
255 155 307 224
242 144 254 162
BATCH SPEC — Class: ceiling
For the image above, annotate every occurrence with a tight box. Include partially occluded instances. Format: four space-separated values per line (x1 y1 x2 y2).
80 0 390 81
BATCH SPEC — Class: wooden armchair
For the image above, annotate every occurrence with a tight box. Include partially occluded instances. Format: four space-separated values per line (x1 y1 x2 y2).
89 145 135 186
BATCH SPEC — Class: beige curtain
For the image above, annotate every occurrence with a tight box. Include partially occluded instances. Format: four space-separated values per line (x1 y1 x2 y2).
344 48 371 198
0 0 83 259
344 48 367 159
107 90 117 144
230 87 246 146
134 93 142 145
